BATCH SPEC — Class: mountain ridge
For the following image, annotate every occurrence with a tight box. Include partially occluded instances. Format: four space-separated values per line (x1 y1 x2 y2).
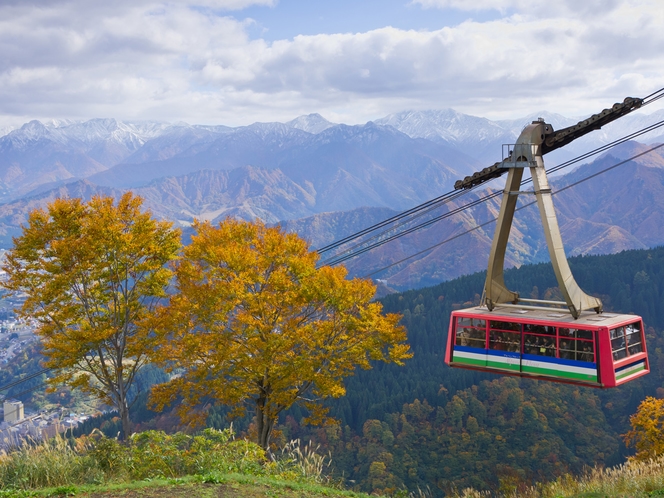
1 110 663 291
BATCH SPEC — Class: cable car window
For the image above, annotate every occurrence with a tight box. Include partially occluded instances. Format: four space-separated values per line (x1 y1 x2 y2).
456 318 486 349
489 320 521 331
625 322 643 355
559 339 594 362
458 317 486 328
489 330 520 352
559 328 593 340
524 324 555 335
524 334 555 357
610 326 627 360
559 340 574 360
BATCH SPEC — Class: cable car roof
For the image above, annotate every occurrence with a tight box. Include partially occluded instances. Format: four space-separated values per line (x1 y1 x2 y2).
454 306 641 329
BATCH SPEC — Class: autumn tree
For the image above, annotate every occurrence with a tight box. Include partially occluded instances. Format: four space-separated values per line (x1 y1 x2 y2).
149 219 411 451
1 193 180 438
624 396 664 461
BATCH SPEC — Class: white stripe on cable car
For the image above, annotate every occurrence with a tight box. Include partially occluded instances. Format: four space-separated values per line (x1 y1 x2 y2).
617 361 645 375
616 361 646 382
521 358 595 375
453 350 486 362
617 368 646 384
454 350 596 375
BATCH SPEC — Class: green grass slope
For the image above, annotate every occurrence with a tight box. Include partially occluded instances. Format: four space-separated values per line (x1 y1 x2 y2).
0 474 371 498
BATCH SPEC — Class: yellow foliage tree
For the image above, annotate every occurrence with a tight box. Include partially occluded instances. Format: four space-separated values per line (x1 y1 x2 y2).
1 193 180 438
149 219 411 450
624 396 664 461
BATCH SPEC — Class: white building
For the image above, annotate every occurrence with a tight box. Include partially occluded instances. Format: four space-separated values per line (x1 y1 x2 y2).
4 400 24 423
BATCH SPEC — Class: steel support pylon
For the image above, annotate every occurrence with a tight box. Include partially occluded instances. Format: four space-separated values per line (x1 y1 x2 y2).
484 121 602 319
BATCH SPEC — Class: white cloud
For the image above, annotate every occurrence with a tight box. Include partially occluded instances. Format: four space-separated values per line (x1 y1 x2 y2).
0 0 662 127
0 0 276 10
412 0 627 16
413 0 533 12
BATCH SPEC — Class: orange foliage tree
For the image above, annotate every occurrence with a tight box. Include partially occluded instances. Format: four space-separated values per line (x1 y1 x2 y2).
624 396 664 461
1 194 180 438
149 219 411 450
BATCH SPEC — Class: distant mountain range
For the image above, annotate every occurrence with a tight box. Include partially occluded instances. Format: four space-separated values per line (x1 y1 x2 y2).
0 107 662 290
304 141 664 289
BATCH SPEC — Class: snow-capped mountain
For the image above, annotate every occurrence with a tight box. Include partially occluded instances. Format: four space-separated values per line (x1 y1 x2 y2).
0 125 16 138
286 113 336 134
376 109 506 145
0 105 663 290
377 106 664 166
3 118 171 150
375 109 514 164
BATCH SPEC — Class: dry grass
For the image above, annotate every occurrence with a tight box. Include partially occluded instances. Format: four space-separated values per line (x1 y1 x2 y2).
276 439 332 484
454 455 664 497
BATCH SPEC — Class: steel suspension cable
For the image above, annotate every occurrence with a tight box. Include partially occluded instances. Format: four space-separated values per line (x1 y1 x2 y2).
362 142 664 278
317 88 664 258
318 188 475 265
642 86 664 104
2 381 49 400
0 368 50 392
322 119 664 267
315 189 462 253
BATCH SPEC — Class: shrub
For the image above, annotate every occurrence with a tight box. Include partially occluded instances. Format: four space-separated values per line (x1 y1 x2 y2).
128 430 192 479
125 428 266 479
0 427 334 491
89 433 129 479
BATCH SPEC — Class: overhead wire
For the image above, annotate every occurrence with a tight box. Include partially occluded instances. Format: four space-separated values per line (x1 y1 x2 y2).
3 381 49 400
317 88 664 258
0 368 50 392
362 142 664 278
315 189 462 254
642 86 664 104
322 118 664 267
318 189 473 264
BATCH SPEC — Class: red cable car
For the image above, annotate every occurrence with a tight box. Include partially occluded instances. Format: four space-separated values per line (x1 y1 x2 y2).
445 97 649 387
444 306 648 387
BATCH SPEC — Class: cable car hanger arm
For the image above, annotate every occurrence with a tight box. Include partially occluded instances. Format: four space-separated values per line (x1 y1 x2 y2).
474 95 650 318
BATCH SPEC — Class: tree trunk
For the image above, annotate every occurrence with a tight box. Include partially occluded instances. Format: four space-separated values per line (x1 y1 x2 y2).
255 397 274 453
119 396 131 440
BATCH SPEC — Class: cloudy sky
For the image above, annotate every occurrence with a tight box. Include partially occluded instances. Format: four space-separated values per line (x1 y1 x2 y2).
1 0 663 128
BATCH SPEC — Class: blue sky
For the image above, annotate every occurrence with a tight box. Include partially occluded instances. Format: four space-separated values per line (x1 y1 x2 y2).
238 1 501 41
0 0 662 129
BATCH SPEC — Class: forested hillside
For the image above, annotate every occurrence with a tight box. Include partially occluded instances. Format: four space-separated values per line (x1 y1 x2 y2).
278 246 664 495
30 244 664 495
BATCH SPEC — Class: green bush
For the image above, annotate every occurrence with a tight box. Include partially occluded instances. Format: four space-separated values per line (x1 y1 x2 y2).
186 429 266 476
125 428 266 479
128 430 191 479
0 428 333 491
89 434 129 478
